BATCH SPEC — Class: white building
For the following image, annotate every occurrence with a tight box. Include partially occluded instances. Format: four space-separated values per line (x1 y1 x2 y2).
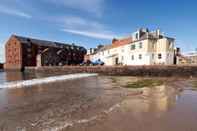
88 28 175 66
177 52 197 65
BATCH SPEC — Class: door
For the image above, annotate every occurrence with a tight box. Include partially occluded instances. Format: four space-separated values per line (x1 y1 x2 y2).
115 57 119 65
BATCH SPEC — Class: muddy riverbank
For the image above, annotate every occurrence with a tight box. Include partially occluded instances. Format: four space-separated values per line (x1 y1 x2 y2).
0 76 197 131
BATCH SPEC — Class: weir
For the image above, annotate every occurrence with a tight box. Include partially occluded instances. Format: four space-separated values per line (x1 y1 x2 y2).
0 73 98 88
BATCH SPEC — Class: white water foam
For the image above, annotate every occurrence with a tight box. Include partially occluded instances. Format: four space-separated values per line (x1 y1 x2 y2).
43 103 121 131
0 73 98 88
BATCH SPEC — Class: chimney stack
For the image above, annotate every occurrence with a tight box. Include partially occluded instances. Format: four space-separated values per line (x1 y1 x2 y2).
156 29 161 37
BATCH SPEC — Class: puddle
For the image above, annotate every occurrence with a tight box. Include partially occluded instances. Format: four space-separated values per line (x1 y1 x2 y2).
85 85 197 131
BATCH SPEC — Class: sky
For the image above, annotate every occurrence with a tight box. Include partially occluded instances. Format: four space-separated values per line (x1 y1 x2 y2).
0 0 197 62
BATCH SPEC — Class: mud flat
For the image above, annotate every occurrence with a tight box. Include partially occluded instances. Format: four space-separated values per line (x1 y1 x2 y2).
0 76 197 131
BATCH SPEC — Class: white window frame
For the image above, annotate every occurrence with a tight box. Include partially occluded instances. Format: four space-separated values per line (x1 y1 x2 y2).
131 44 136 50
139 54 142 59
139 42 143 49
131 55 134 60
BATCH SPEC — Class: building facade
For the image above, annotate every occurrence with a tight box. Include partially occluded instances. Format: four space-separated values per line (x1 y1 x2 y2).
4 35 86 70
87 28 175 66
177 52 197 65
0 63 3 69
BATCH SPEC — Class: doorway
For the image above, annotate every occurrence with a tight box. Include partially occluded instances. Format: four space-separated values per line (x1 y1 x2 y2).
115 57 119 65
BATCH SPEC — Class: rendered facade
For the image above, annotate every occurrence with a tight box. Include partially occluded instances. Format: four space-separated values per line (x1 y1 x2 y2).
87 28 175 65
177 52 197 65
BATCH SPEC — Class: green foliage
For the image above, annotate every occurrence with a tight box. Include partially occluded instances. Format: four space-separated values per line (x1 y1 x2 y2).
192 81 197 88
111 77 117 83
125 79 164 89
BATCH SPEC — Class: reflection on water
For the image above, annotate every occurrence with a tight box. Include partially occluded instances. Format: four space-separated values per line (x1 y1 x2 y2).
121 85 179 118
0 76 197 131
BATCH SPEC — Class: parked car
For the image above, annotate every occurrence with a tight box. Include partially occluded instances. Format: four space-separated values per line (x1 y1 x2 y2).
81 59 104 66
92 59 104 66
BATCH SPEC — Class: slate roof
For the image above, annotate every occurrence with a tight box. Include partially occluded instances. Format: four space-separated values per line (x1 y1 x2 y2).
13 35 85 50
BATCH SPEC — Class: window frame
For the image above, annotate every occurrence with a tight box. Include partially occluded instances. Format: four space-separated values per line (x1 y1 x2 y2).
158 53 162 59
131 55 134 60
139 54 142 59
139 42 143 49
131 44 136 50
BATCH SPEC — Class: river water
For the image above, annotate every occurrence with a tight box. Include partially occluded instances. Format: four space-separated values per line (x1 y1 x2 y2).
0 71 68 83
0 72 197 131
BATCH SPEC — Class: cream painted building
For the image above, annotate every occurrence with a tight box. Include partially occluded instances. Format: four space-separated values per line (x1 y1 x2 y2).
177 52 197 65
88 28 175 65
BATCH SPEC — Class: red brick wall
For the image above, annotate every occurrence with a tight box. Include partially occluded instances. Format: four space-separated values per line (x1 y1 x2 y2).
4 36 23 70
4 35 87 70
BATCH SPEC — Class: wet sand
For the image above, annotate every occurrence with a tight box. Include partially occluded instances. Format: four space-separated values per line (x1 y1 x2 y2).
0 76 197 131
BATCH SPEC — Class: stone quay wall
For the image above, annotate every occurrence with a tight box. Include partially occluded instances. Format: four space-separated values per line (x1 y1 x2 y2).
25 65 197 77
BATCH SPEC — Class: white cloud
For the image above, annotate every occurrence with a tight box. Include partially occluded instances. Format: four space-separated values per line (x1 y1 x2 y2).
48 0 104 16
0 5 32 18
62 29 115 40
61 16 105 30
59 16 117 40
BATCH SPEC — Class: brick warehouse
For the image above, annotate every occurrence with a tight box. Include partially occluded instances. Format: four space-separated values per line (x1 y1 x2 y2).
4 35 87 70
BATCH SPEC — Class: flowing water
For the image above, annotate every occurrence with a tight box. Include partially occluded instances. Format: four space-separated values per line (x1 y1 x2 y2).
0 71 69 83
0 72 197 131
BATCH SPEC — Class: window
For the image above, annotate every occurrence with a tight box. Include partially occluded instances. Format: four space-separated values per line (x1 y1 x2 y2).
158 54 162 59
27 48 31 52
152 43 155 49
139 42 143 48
139 54 142 59
152 54 154 59
131 55 134 60
131 44 135 50
27 54 32 58
108 50 110 54
122 56 124 61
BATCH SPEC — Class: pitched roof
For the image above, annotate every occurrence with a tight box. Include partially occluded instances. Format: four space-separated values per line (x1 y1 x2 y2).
97 44 113 52
112 37 133 48
94 37 133 53
13 35 85 49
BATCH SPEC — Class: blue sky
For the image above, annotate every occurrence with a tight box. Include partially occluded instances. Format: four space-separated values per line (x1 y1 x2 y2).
0 0 197 62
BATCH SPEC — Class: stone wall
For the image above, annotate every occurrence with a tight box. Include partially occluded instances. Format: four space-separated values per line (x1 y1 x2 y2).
25 65 197 77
